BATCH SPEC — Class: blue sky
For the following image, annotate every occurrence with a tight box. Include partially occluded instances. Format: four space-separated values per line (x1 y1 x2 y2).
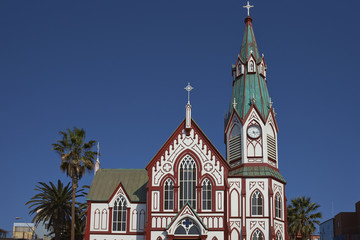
1 0 360 233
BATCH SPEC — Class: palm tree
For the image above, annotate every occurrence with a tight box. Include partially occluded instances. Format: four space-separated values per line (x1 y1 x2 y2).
26 180 73 240
287 196 322 240
52 127 97 240
63 185 89 240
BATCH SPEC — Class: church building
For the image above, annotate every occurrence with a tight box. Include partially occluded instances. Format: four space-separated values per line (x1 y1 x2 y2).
85 3 288 240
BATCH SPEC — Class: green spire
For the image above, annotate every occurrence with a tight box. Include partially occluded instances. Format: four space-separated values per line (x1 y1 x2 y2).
228 16 271 121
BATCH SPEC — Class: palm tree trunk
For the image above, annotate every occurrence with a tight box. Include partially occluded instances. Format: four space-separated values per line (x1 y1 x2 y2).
71 176 77 240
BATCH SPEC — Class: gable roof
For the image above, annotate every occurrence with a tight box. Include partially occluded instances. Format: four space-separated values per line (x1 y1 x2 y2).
146 118 229 171
87 169 148 202
166 203 208 235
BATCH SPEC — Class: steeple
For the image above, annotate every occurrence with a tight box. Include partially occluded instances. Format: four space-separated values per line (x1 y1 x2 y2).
227 6 271 123
94 142 100 175
184 83 193 135
224 2 279 169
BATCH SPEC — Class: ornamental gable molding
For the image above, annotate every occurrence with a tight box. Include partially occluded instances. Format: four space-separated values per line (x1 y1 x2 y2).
166 204 208 235
230 221 241 230
224 108 243 134
229 180 241 189
108 184 130 206
265 108 279 132
148 119 228 187
244 107 265 127
227 113 242 135
273 183 283 195
249 181 264 190
243 104 267 125
274 221 284 233
249 221 266 230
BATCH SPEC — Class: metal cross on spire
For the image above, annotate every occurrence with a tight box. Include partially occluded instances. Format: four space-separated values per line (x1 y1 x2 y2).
243 1 254 17
233 98 238 108
184 83 194 104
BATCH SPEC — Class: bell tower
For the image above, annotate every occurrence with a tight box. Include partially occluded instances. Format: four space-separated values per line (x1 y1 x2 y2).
224 2 278 171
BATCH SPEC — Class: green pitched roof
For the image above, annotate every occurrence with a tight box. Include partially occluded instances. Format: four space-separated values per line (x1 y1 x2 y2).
87 169 148 202
228 17 271 121
229 166 286 183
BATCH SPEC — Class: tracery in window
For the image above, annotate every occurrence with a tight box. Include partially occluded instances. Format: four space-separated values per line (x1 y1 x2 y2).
275 193 282 218
251 190 263 216
252 229 264 240
202 178 212 210
113 196 127 231
164 179 174 210
276 231 282 240
179 155 196 209
174 218 200 235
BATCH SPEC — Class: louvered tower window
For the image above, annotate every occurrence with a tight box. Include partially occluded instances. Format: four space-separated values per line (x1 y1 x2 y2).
267 134 276 160
229 125 242 161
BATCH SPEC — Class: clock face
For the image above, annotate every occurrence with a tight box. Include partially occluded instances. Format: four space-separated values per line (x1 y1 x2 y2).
247 125 261 139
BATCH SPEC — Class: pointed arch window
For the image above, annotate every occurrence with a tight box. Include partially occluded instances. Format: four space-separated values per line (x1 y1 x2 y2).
202 178 212 210
252 229 264 240
164 179 174 210
249 60 255 73
275 193 282 219
251 190 263 216
276 231 282 240
238 63 243 76
113 196 127 231
179 155 196 209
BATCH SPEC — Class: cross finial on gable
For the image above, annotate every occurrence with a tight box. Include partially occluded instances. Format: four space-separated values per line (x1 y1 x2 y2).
184 83 194 134
243 1 254 17
184 82 194 104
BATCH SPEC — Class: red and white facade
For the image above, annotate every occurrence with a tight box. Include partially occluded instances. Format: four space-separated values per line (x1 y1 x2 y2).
85 12 288 240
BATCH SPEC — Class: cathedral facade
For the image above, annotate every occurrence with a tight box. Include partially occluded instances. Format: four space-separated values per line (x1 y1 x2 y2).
85 11 288 240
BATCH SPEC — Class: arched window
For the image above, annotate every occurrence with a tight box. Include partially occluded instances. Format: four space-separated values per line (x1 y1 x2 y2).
250 61 255 72
202 178 212 210
174 218 200 235
113 196 127 231
164 179 174 210
275 194 282 218
179 155 196 209
252 229 264 240
276 231 282 240
251 190 263 216
238 63 243 75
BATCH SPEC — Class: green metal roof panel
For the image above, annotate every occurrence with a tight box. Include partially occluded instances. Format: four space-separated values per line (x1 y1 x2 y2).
240 18 260 62
228 17 271 122
229 166 286 183
87 169 148 202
